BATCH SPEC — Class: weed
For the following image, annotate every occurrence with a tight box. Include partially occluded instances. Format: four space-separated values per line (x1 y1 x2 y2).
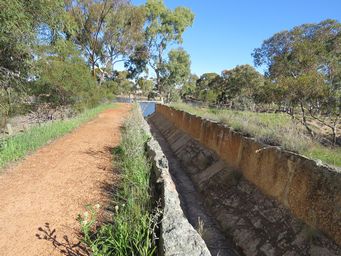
230 169 243 185
302 224 321 242
196 217 205 238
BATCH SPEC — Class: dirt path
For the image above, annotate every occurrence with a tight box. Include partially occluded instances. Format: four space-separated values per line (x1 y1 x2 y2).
0 103 131 256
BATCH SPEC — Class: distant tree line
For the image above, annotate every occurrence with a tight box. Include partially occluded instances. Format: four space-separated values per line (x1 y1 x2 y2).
0 0 194 126
1 2 339 144
180 20 340 145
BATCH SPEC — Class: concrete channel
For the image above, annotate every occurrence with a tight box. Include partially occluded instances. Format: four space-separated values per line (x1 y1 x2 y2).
139 102 341 255
149 119 241 256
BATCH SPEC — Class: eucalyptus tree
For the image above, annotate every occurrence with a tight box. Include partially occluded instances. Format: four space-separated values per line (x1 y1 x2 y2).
102 4 145 75
195 73 220 103
137 77 154 96
143 0 194 93
219 65 264 109
66 0 128 76
253 19 341 143
0 0 65 123
181 74 198 99
161 48 191 101
0 0 65 76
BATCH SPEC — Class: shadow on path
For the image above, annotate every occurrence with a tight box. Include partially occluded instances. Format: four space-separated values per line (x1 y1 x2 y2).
36 223 90 256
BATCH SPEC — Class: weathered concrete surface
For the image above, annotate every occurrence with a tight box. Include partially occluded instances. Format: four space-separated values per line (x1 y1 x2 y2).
139 113 211 256
155 104 341 247
149 120 241 256
150 106 341 255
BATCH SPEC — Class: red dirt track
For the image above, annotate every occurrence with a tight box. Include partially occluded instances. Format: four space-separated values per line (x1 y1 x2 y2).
0 103 131 256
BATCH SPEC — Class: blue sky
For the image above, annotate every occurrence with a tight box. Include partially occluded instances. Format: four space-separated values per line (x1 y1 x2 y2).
132 0 341 76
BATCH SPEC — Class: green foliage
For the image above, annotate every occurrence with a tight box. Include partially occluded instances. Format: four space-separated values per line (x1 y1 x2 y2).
161 48 191 101
181 74 198 98
165 48 191 86
0 0 67 125
65 0 145 77
104 4 146 69
137 78 154 96
79 107 157 256
253 19 341 144
144 0 194 44
195 73 220 103
142 0 194 92
1 0 194 127
0 104 115 169
0 0 64 74
219 65 264 109
103 71 134 96
32 40 105 110
0 1 32 75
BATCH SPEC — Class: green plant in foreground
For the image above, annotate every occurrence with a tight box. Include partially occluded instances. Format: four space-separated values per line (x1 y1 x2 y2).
0 104 115 169
79 107 158 256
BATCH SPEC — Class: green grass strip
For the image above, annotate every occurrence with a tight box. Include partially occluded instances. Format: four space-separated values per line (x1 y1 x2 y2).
78 106 157 256
0 103 116 169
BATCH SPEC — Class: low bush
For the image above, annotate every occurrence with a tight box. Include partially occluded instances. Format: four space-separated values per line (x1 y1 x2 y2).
32 42 113 112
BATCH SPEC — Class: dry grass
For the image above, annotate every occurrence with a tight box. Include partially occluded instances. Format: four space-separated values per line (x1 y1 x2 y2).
170 102 341 167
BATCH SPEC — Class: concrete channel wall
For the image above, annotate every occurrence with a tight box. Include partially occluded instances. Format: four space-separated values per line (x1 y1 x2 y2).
139 111 211 256
155 104 341 246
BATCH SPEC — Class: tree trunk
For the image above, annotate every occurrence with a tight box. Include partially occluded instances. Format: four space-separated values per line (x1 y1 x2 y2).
156 43 164 94
92 61 96 77
156 70 160 92
300 102 314 138
288 106 295 119
5 88 11 115
332 122 337 146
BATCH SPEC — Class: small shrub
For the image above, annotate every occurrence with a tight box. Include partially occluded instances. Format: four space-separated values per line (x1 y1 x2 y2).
302 224 321 242
196 217 205 238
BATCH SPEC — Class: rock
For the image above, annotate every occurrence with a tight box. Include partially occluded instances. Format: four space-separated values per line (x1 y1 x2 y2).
6 123 13 135
143 114 211 256
282 251 299 256
310 245 336 256
260 242 276 256
233 229 260 256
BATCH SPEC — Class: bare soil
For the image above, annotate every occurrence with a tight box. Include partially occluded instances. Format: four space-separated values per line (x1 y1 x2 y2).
0 103 131 256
